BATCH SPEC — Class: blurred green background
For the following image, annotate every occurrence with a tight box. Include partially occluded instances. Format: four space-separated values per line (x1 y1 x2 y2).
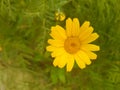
0 0 120 90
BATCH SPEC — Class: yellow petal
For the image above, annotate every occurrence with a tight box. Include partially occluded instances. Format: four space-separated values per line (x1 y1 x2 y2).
51 48 65 57
48 39 64 47
82 49 97 60
79 26 94 41
77 50 91 65
81 44 100 51
66 54 74 72
46 46 63 52
82 33 99 44
58 53 68 68
72 18 80 36
79 21 90 33
87 51 97 60
53 57 60 67
66 18 73 37
46 46 56 51
50 25 66 40
74 54 86 69
59 12 66 21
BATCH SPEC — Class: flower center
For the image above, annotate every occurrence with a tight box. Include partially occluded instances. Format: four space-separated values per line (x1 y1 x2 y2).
64 37 81 54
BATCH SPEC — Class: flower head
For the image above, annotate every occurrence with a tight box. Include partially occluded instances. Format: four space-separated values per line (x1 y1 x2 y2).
46 18 100 72
55 11 66 21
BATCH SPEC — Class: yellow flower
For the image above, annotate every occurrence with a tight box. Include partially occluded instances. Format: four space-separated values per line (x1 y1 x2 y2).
55 11 66 21
46 18 100 72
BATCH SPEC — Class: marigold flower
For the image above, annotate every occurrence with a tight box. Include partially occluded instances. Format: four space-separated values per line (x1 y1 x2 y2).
46 18 100 72
55 11 66 21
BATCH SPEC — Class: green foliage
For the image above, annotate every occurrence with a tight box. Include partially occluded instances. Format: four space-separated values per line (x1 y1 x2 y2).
0 0 120 90
50 67 66 84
